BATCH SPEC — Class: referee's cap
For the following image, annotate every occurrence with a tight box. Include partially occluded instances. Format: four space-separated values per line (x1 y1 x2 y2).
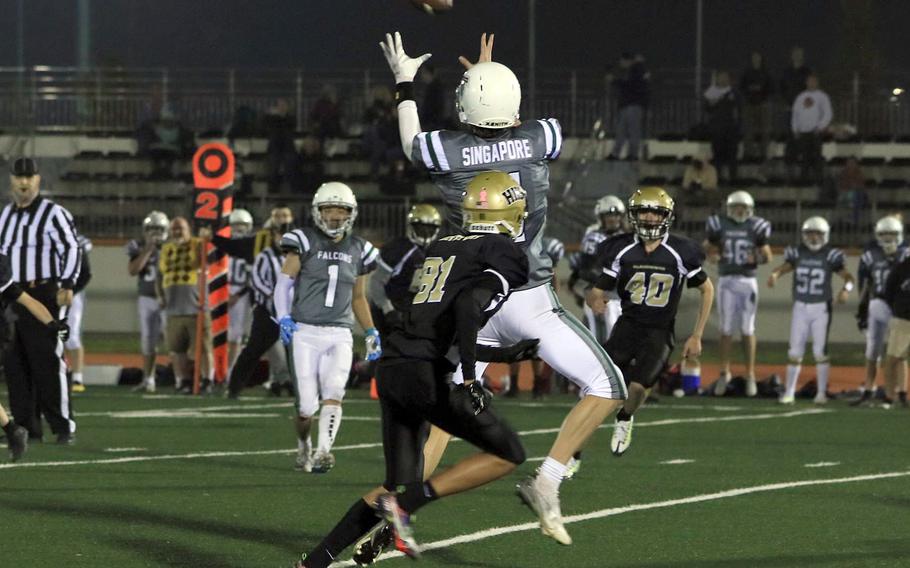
10 157 38 177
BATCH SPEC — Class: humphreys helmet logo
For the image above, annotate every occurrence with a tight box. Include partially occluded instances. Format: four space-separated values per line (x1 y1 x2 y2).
502 186 524 205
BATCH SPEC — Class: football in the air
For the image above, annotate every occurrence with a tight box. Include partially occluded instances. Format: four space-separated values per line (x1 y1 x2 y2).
410 0 453 15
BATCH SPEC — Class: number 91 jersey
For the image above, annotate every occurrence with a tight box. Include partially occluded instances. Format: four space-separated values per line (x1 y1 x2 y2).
597 233 706 329
280 227 378 328
784 244 845 303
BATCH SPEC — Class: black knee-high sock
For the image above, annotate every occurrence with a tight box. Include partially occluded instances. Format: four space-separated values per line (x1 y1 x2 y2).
396 480 439 514
304 498 380 568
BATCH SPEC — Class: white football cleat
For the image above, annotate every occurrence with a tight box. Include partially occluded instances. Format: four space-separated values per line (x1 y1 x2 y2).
713 373 729 396
778 394 795 405
813 392 828 405
311 451 336 473
516 476 572 545
564 457 581 480
611 416 634 456
745 377 758 397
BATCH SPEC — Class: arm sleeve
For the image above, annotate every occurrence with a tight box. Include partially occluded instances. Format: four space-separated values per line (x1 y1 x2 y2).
857 252 871 291
705 215 722 245
682 240 708 288
279 230 311 256
784 246 798 266
273 271 295 320
397 99 422 162
828 248 846 272
0 256 22 303
453 273 509 382
483 237 530 292
754 218 772 246
359 240 380 275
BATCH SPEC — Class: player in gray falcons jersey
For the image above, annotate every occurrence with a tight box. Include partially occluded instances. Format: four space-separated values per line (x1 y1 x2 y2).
852 215 908 406
381 32 624 546
275 182 380 474
703 190 773 397
767 216 855 404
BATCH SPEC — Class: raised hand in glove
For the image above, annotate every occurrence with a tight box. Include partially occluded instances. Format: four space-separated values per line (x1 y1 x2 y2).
365 327 382 361
278 316 299 346
379 31 432 83
47 320 70 342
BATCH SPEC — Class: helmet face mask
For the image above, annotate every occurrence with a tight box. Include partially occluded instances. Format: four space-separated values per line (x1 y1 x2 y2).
228 208 254 237
406 203 442 247
725 190 755 223
801 216 830 251
312 182 358 238
595 195 626 233
875 216 903 255
462 170 528 239
455 62 521 130
627 187 675 241
143 211 169 243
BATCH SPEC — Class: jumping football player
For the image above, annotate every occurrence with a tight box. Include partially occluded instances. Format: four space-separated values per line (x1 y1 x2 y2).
294 171 538 568
767 216 855 404
703 190 772 397
275 182 380 473
588 187 714 456
381 31 625 546
568 194 627 345
852 215 906 406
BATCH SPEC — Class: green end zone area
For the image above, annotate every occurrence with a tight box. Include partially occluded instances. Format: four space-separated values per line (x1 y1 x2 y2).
1 387 907 567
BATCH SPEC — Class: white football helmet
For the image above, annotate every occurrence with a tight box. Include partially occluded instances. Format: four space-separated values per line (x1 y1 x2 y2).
726 190 754 223
143 210 169 240
312 181 358 238
455 62 521 129
801 216 830 251
595 195 626 217
228 208 254 237
875 215 903 255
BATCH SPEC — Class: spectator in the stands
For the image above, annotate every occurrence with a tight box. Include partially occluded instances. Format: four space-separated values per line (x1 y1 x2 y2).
263 98 301 194
136 105 193 178
836 157 867 224
790 73 831 186
607 52 650 161
780 46 812 115
418 64 448 131
362 86 396 179
704 70 742 184
299 135 326 193
310 84 342 141
682 154 719 204
227 105 260 142
740 52 774 162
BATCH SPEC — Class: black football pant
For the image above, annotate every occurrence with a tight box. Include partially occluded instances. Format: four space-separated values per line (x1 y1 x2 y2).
4 281 74 438
376 358 526 490
228 304 280 396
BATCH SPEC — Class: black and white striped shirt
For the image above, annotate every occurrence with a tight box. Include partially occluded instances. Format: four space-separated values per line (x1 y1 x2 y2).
0 196 81 287
251 246 283 316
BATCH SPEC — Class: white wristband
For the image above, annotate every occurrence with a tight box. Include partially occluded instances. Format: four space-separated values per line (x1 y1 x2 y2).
844 281 854 293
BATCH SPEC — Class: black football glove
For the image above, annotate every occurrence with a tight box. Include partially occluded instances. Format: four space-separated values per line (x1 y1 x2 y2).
455 380 491 416
47 320 70 342
500 339 540 362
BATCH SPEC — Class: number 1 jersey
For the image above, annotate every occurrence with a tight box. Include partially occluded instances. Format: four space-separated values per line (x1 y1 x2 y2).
280 227 378 328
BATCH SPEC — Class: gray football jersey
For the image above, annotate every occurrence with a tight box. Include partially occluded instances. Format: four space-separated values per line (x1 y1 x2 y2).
280 227 378 328
705 215 771 277
784 244 845 303
126 238 160 298
410 119 563 289
858 243 907 299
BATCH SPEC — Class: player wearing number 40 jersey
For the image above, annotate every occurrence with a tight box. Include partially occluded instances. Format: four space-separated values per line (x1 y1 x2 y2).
275 182 380 475
588 187 714 458
703 190 773 397
381 31 625 546
767 217 855 405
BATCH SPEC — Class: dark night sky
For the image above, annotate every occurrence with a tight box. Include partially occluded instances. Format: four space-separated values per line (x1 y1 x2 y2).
1 1 907 81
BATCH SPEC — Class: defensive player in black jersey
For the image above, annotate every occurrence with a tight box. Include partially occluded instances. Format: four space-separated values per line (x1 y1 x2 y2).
293 172 539 567
588 187 714 456
367 203 442 335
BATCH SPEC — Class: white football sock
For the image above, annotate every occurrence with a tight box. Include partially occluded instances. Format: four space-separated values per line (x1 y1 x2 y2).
816 362 830 395
72 372 83 385
538 457 567 489
785 364 801 397
317 405 343 454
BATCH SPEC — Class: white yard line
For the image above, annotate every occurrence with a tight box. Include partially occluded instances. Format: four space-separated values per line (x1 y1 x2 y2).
331 469 910 567
804 461 841 468
660 459 695 465
0 408 826 471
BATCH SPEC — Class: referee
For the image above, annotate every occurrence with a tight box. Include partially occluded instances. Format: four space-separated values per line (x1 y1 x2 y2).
0 157 81 443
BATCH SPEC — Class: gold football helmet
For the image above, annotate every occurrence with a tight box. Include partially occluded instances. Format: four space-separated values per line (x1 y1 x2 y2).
628 186 675 240
462 170 527 238
406 203 442 247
